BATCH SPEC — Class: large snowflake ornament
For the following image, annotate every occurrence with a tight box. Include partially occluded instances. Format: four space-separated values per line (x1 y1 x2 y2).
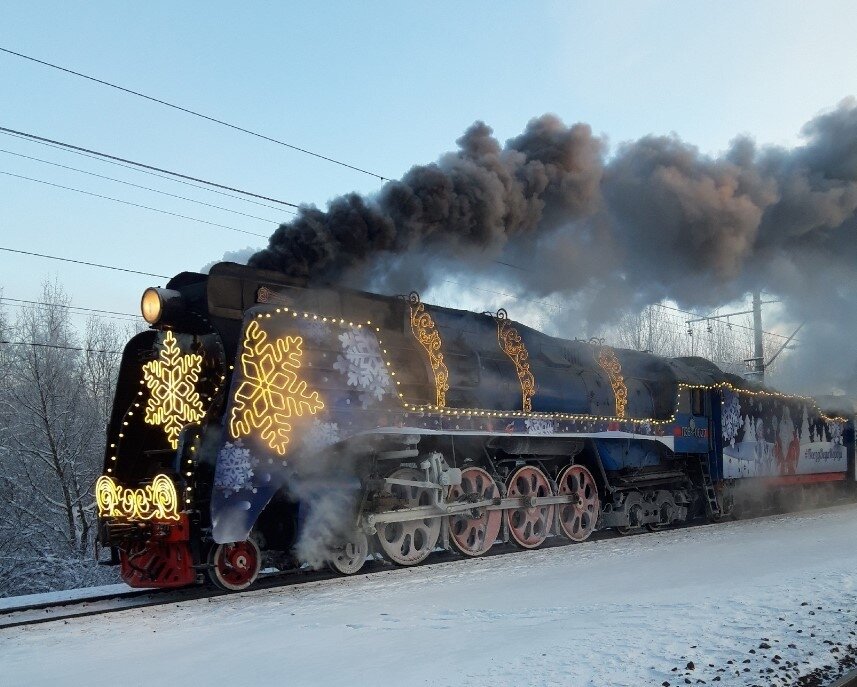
214 440 257 496
229 321 325 456
142 331 204 449
333 329 391 408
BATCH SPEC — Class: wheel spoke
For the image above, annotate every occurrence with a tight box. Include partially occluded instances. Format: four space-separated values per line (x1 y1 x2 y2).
376 467 441 565
448 467 501 557
209 540 261 591
557 465 600 542
505 466 554 549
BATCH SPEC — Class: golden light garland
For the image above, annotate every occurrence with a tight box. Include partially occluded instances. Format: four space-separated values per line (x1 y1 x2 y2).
229 320 324 455
247 307 849 427
595 342 628 418
95 474 180 521
496 309 536 412
408 293 449 407
142 331 204 449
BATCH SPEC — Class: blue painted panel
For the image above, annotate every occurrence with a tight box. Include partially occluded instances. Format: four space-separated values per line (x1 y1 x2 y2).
672 413 710 453
595 439 663 471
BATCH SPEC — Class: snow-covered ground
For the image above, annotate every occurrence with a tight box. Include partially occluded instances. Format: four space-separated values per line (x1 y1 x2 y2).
3 504 857 687
0 583 131 612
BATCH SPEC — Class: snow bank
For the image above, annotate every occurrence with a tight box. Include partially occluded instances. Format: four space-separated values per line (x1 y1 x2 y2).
0 583 132 612
3 505 856 686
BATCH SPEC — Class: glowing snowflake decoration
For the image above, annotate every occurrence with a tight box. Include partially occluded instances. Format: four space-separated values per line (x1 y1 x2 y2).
214 440 257 496
142 331 204 449
229 320 324 456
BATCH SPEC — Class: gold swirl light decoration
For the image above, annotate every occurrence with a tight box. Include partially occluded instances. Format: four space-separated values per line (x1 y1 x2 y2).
95 474 181 521
496 309 536 413
408 293 450 407
594 342 628 418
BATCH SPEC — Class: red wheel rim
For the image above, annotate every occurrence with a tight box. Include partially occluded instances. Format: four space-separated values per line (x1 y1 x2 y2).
212 540 261 591
448 467 501 557
505 465 554 549
556 465 599 542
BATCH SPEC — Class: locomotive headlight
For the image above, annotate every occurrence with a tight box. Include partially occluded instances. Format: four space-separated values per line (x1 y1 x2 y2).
141 287 184 326
141 288 163 324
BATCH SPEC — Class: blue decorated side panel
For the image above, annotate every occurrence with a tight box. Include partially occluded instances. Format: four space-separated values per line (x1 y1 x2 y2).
719 388 846 479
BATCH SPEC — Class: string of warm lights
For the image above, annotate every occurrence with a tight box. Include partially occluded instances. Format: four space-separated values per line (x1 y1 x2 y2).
104 329 226 510
247 305 846 427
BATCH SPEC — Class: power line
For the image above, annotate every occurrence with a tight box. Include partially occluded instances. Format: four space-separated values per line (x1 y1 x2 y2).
0 125 300 208
1 129 294 215
0 46 390 182
0 247 168 279
671 306 794 340
0 339 122 354
0 148 285 224
0 297 138 322
0 170 267 238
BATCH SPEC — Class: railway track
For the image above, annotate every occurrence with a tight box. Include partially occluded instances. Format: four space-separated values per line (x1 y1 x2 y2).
0 534 588 630
0 568 330 630
3 499 853 631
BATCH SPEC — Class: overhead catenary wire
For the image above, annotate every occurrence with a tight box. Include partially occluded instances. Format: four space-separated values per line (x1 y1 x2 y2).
0 148 287 224
0 170 267 238
0 247 168 279
449 268 793 340
1 129 294 216
0 339 122 354
0 46 390 182
0 125 300 209
642 302 793 341
0 297 139 322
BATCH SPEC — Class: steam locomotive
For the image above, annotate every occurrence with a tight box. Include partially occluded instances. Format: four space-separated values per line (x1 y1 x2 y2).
96 262 856 591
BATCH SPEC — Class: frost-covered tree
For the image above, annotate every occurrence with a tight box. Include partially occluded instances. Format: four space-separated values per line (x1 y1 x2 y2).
0 282 121 596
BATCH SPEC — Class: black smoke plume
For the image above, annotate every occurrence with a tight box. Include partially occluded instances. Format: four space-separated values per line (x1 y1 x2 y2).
250 99 857 397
